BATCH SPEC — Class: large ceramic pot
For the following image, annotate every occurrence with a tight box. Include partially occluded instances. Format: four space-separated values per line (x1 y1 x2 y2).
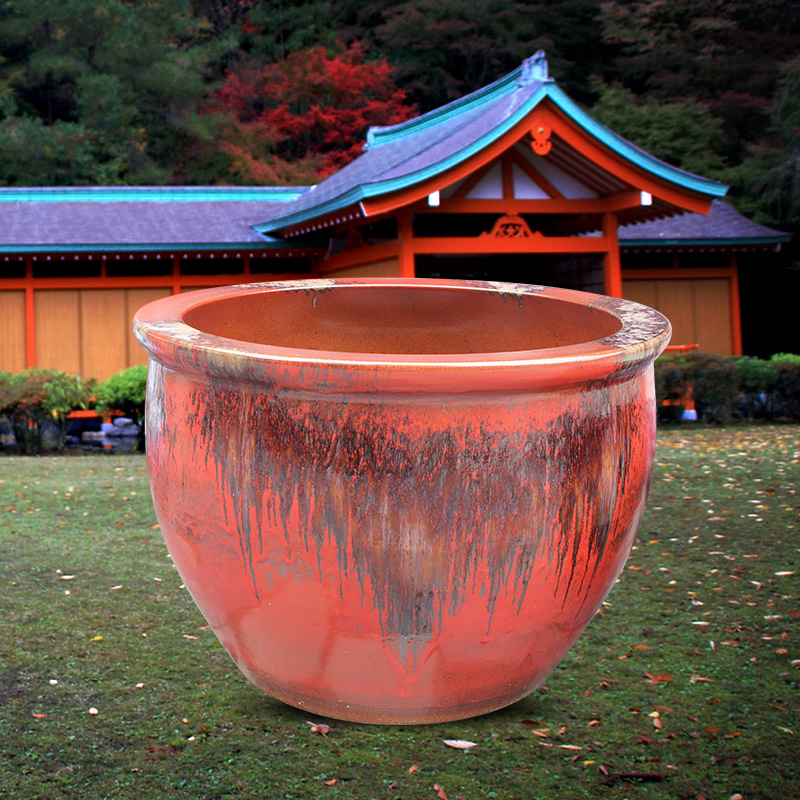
133 278 670 724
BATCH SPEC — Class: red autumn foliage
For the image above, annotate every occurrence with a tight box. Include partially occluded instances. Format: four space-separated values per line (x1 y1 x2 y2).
216 43 416 184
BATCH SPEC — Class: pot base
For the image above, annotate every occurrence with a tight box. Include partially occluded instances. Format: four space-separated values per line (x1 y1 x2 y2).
241 667 540 725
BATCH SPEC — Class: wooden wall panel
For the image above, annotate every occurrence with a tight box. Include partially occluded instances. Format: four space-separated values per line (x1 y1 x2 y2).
126 288 171 367
35 290 81 375
693 280 732 356
623 278 732 354
80 290 128 381
657 281 696 347
0 292 26 373
621 280 656 310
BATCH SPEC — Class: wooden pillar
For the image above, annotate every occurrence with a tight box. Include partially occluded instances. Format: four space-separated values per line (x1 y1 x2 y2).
602 212 623 298
24 256 36 368
398 213 415 277
729 253 743 355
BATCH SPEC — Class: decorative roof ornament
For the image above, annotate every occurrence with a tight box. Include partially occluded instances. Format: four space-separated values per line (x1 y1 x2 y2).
518 51 550 85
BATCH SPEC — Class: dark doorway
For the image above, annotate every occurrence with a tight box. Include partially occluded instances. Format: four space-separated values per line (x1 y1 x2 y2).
415 254 605 293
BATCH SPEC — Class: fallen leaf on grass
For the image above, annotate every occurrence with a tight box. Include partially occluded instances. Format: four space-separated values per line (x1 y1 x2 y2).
307 721 331 735
434 783 448 799
408 764 419 774
323 779 337 786
526 728 551 738
31 713 47 719
643 673 672 685
690 675 715 683
443 739 477 750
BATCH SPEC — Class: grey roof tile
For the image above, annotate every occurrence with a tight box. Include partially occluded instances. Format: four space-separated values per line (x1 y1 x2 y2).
619 200 790 244
0 188 306 250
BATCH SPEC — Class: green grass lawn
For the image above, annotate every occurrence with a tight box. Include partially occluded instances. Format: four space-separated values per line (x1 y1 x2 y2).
1 427 798 800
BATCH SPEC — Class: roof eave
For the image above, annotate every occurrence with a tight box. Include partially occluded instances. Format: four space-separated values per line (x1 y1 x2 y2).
621 236 790 249
256 82 729 237
255 82 557 235
0 241 326 254
544 85 728 200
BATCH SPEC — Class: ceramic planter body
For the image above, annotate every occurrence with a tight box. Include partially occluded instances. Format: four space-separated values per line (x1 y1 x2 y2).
134 278 670 724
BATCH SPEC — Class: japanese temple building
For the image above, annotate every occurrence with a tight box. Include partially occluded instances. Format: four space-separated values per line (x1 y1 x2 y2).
0 53 789 380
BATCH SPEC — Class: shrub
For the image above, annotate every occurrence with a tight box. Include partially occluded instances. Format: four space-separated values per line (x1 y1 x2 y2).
654 354 689 423
0 368 94 452
733 356 779 419
681 352 739 423
94 364 148 449
771 353 800 420
654 351 800 424
94 364 147 419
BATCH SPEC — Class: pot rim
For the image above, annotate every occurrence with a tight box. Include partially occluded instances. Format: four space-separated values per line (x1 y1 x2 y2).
133 278 671 392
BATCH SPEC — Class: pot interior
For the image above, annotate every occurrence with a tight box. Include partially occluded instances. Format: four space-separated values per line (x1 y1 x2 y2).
182 284 624 355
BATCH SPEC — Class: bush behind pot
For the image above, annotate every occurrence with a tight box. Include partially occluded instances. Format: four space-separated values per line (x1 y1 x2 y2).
655 351 800 423
0 368 94 452
94 364 148 450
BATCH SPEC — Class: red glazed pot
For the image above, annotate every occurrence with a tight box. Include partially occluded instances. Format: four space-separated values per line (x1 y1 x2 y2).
133 278 670 724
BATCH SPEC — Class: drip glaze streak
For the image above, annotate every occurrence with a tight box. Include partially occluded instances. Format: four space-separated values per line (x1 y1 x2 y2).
147 361 654 710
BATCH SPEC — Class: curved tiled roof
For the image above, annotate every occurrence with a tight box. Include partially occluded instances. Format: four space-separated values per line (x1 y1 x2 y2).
619 200 790 248
0 187 307 252
253 53 727 235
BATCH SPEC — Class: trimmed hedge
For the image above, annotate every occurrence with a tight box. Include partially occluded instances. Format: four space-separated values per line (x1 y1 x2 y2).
1 364 148 454
2 354 798 454
655 352 800 423
0 368 95 453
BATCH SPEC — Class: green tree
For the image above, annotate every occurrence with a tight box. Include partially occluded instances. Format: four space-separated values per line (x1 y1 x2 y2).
726 59 800 230
590 82 727 178
0 0 226 184
599 0 800 163
369 0 538 110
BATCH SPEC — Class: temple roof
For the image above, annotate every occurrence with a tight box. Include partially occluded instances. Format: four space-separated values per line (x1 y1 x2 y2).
619 199 790 249
0 54 788 256
0 190 786 255
253 52 728 236
0 187 308 252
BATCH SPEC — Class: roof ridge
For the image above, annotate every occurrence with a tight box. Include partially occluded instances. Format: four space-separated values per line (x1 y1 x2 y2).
365 53 552 150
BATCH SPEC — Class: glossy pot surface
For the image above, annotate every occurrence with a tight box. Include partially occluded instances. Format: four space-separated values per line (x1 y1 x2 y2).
134 278 670 723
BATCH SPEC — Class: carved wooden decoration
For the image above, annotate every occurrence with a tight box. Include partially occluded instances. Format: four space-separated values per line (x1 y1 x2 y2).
480 214 542 239
530 120 552 155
